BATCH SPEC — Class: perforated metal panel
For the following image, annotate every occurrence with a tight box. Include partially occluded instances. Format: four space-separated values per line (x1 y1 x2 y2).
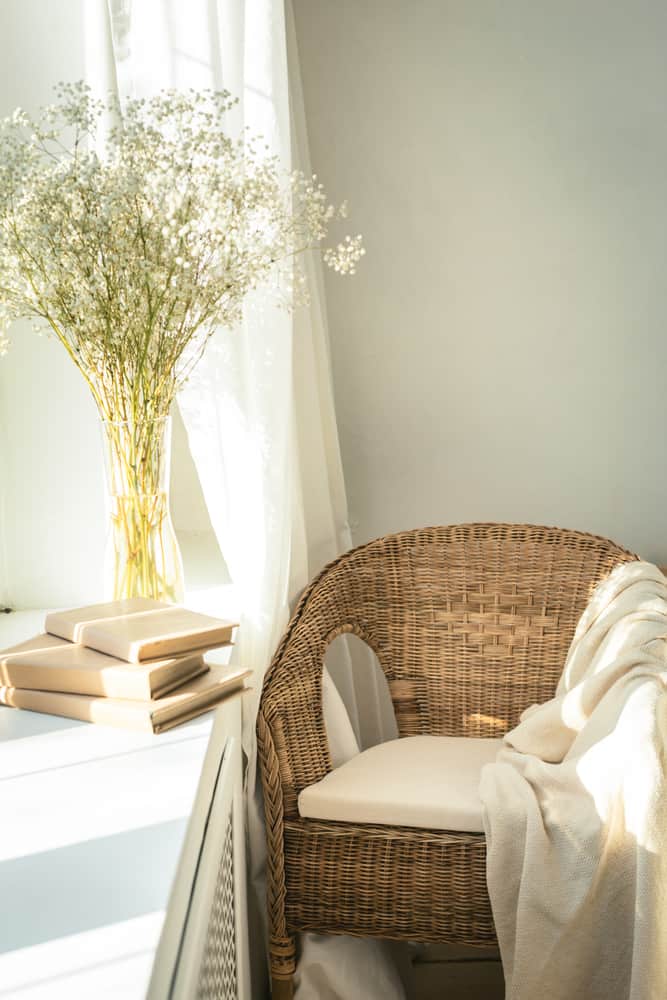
155 731 249 1000
195 819 238 1000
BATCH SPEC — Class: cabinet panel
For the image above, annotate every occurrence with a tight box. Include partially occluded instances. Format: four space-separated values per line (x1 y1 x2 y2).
172 736 250 999
148 702 249 1000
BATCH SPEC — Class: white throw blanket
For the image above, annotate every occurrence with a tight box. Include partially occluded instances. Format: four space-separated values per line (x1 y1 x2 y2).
480 560 667 1000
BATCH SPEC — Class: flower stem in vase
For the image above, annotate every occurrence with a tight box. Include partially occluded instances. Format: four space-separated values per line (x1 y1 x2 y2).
100 416 184 603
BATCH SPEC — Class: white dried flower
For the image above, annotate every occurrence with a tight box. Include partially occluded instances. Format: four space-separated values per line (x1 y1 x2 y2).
323 235 366 275
0 82 364 420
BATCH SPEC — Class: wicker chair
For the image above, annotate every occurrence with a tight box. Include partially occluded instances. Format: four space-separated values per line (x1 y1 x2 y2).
257 523 637 997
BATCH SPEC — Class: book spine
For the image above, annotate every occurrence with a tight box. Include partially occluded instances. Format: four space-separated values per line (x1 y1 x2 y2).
0 686 153 732
0 664 149 700
79 628 233 664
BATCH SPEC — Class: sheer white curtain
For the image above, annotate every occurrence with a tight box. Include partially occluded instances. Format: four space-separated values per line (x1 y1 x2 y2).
97 1 402 995
0 430 8 608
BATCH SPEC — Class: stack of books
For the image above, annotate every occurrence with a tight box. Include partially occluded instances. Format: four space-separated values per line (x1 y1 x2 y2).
0 598 247 733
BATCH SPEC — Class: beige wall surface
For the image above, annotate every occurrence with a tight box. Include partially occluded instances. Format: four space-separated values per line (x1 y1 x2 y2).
292 0 667 563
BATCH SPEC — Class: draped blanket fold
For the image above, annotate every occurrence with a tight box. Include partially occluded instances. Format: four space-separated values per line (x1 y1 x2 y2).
480 560 667 1000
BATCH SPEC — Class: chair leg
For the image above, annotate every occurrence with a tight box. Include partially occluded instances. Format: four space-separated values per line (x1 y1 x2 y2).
270 934 296 998
271 976 294 1000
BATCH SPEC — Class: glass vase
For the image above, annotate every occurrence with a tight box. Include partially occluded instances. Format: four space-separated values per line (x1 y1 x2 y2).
100 416 184 603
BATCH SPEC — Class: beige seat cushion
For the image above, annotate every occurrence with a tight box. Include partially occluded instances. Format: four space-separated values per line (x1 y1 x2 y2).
298 735 502 833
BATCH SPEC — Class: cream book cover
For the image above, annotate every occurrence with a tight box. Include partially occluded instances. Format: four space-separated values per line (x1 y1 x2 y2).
0 634 209 701
0 664 250 733
45 598 167 643
48 604 239 663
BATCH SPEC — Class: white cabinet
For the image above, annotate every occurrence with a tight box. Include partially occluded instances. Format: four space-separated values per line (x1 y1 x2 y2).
149 705 251 1000
0 613 250 1000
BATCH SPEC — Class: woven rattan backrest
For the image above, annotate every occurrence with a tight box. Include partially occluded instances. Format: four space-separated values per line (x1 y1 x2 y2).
259 523 637 815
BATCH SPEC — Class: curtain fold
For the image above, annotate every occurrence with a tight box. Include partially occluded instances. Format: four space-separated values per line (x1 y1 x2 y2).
0 424 9 607
286 2 399 754
99 1 402 994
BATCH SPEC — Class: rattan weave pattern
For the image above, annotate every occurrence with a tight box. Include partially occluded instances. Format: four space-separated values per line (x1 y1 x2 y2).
283 818 493 944
257 523 637 994
195 820 238 1000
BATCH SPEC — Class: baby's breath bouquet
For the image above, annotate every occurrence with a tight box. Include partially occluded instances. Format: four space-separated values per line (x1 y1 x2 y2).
0 83 364 600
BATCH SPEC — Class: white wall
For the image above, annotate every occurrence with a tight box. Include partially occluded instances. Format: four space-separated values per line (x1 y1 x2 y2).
0 0 222 609
292 0 667 563
0 0 101 609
